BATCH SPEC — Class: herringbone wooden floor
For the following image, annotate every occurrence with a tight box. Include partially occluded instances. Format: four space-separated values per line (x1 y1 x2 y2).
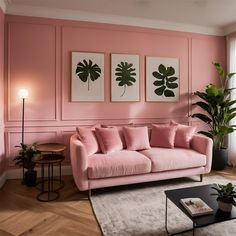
0 168 236 236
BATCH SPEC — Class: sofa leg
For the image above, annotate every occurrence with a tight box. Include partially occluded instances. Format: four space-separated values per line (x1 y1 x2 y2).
200 174 203 182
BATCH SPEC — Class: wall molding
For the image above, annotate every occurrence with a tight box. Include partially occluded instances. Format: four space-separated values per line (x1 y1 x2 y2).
5 5 224 36
6 22 58 122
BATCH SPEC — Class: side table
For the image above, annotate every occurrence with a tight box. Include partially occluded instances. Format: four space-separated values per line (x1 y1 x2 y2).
36 143 66 154
33 153 64 202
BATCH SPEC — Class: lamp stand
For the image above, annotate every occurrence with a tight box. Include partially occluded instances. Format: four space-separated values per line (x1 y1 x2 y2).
22 97 25 183
22 97 25 145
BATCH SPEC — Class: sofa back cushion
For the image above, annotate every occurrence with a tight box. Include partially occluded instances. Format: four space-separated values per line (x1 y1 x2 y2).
76 127 100 156
123 126 151 151
150 124 177 148
95 127 123 154
101 125 127 148
170 121 196 148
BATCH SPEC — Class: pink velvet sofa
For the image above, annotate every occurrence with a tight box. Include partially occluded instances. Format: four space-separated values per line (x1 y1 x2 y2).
70 126 213 192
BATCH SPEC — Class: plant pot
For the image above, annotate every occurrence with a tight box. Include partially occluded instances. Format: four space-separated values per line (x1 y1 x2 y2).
218 200 233 212
24 170 37 187
212 148 228 171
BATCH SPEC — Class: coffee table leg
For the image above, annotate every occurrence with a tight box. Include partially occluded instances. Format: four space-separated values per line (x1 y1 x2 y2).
165 196 170 235
165 195 195 236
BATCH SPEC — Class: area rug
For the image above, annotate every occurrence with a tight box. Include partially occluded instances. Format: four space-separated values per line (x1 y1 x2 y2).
90 175 236 236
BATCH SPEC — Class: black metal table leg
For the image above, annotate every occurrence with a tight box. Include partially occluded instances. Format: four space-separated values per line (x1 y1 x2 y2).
34 153 64 202
165 195 194 236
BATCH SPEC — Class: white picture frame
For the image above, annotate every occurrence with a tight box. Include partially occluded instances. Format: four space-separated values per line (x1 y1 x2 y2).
71 52 104 102
146 56 179 102
111 53 140 102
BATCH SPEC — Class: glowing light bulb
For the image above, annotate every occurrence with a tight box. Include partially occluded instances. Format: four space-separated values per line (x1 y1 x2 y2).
18 89 29 99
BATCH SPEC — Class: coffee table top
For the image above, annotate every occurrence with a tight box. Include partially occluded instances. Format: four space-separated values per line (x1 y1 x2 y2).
165 184 236 227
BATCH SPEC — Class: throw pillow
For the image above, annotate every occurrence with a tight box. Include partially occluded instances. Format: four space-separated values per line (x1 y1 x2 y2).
76 127 100 156
95 127 123 154
123 126 151 151
170 120 196 148
101 124 134 148
150 124 177 148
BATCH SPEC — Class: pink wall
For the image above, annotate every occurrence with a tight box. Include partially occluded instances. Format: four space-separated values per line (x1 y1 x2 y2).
0 8 5 176
4 15 226 169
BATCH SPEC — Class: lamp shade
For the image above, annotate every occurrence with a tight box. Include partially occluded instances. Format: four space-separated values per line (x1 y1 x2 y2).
18 89 29 99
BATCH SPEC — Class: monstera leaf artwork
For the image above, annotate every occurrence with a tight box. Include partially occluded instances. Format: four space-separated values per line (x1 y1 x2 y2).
75 59 101 91
111 54 139 102
152 64 178 97
115 61 136 97
71 52 104 102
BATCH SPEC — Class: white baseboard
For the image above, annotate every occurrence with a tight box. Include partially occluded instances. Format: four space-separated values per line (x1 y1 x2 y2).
1 165 72 187
0 172 7 188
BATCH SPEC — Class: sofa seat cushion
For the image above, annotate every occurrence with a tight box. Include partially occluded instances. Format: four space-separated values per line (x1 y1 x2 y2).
88 150 151 179
140 148 206 172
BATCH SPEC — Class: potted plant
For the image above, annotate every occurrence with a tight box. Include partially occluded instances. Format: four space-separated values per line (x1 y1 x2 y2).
212 183 236 212
14 142 40 186
192 63 236 170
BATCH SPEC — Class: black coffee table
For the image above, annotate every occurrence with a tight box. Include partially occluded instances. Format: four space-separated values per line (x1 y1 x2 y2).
165 184 236 235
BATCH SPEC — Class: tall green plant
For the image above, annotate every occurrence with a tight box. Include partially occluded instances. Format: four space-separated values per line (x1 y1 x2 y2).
192 63 236 149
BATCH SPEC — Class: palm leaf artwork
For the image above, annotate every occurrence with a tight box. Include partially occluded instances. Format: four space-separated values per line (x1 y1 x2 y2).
115 61 136 97
152 64 179 97
75 59 101 91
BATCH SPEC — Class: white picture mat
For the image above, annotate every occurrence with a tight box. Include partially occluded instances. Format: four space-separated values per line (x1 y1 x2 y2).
111 54 139 102
146 57 179 102
71 52 104 102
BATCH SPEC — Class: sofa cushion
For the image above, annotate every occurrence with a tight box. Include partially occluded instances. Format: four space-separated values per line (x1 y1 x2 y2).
76 127 100 156
170 121 196 148
101 125 127 148
95 127 123 154
140 148 206 172
88 150 151 179
150 124 177 148
123 126 151 151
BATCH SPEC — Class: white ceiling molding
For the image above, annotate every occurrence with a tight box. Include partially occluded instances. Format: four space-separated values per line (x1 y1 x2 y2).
0 0 6 12
224 23 236 35
5 4 224 36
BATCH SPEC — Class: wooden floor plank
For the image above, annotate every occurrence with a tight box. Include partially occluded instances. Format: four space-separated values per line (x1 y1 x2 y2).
0 168 235 236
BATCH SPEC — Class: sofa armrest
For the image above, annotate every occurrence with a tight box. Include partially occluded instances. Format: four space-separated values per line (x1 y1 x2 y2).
190 134 213 173
70 134 89 191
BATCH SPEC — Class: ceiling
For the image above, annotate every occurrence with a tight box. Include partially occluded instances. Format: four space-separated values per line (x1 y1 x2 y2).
2 0 236 35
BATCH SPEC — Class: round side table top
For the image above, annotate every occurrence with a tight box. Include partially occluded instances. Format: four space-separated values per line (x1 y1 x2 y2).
33 153 65 164
36 143 66 153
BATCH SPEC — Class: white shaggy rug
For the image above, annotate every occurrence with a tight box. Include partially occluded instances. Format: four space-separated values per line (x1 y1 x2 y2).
90 175 236 236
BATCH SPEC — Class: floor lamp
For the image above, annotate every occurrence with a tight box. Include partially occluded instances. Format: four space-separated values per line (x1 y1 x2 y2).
18 89 28 144
18 89 29 182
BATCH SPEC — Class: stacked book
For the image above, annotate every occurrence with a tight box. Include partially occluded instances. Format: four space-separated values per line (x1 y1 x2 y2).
180 198 214 217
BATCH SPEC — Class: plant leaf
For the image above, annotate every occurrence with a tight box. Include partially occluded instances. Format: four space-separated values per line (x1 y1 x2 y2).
158 64 166 74
192 113 212 123
166 82 178 89
164 89 175 97
155 86 166 96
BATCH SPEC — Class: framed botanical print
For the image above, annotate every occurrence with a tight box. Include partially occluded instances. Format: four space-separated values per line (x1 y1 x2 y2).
146 56 179 102
111 53 140 102
71 52 104 102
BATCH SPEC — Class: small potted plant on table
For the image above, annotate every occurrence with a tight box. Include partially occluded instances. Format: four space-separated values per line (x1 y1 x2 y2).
14 143 40 186
212 183 236 212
